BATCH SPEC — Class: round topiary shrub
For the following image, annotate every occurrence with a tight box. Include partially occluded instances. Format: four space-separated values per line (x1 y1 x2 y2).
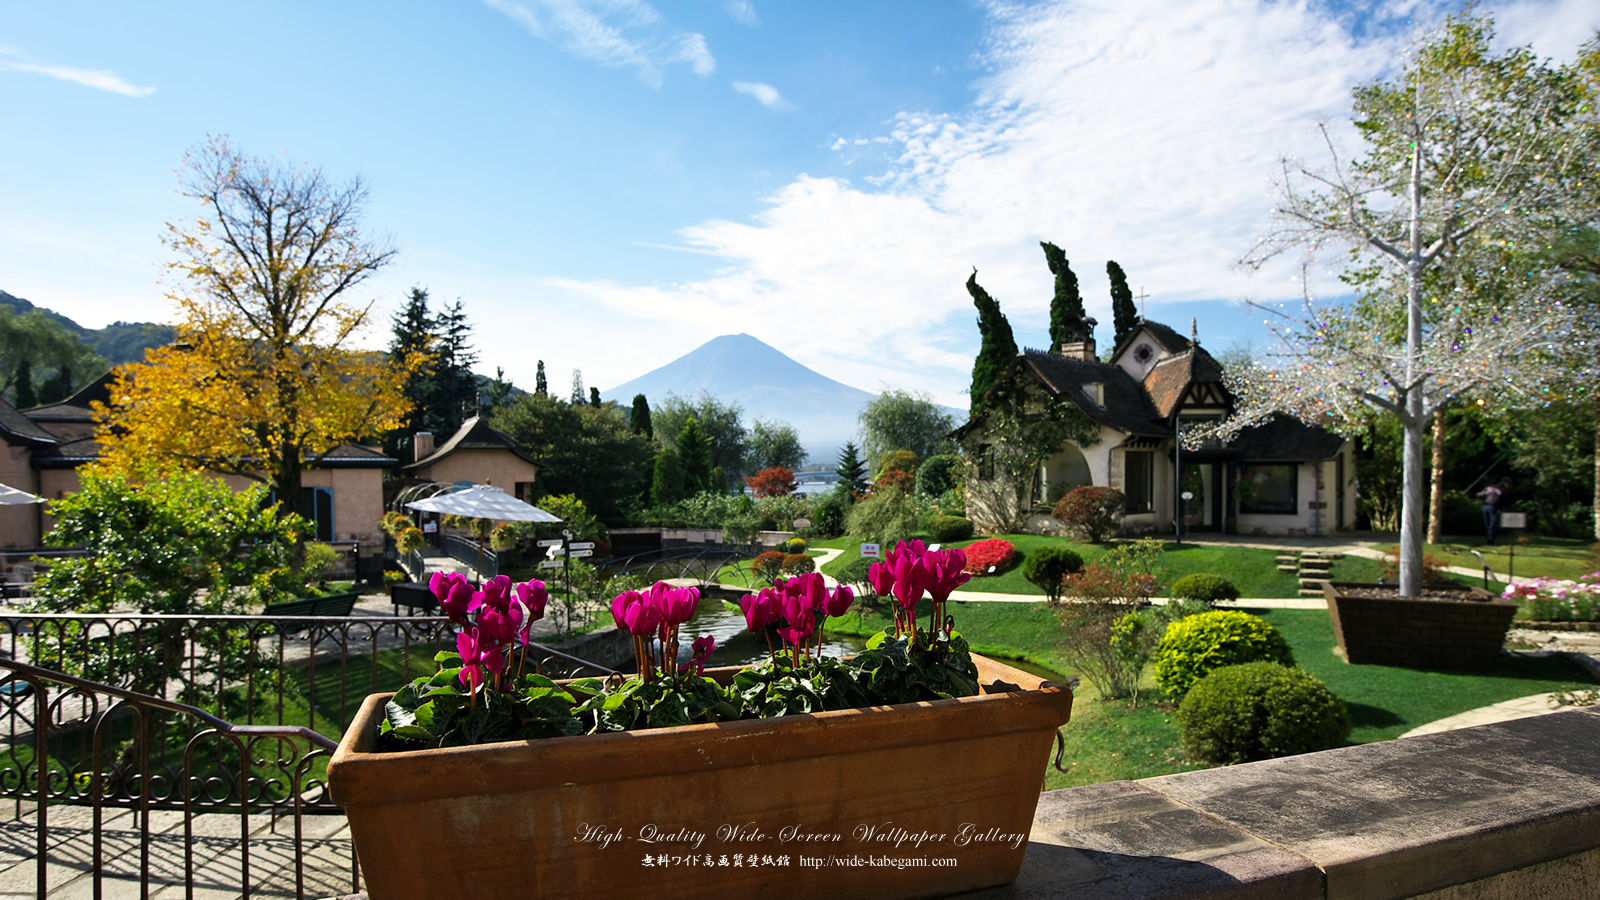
962 538 1018 575
780 537 808 554
781 553 816 575
1168 573 1240 605
751 551 786 583
1022 545 1085 604
928 515 975 543
1153 610 1294 701
1176 662 1350 764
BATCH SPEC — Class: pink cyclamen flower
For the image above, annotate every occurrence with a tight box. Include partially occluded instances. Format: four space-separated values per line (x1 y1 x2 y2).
867 561 896 598
612 590 643 630
924 548 971 603
474 574 513 613
515 579 548 622
740 589 779 632
888 552 930 612
624 600 662 637
456 628 505 690
660 585 700 627
690 635 716 676
823 584 854 618
430 571 475 624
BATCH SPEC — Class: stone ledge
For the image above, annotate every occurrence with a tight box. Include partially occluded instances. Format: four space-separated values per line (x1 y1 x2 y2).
967 705 1600 899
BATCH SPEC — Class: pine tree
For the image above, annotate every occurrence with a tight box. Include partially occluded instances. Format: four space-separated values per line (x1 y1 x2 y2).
1040 242 1087 349
967 270 1018 415
38 365 72 405
630 393 653 438
676 417 714 494
535 361 548 397
432 300 479 432
589 387 601 408
651 447 686 506
484 367 515 416
836 441 868 495
1107 261 1138 349
13 360 35 409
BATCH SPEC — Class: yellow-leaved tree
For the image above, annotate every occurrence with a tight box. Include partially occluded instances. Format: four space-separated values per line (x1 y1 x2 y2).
96 136 422 513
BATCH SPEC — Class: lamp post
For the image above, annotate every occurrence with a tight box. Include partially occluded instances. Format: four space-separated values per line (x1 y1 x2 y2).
1174 416 1182 548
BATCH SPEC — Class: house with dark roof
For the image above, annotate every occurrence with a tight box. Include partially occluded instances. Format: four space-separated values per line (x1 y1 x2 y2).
0 372 398 549
399 416 543 502
958 320 1355 537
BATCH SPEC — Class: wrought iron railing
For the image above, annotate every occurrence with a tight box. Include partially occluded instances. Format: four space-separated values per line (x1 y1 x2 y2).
0 612 616 897
440 533 497 578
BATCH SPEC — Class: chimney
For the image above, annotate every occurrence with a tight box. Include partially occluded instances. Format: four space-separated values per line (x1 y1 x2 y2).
413 432 435 463
1059 337 1097 362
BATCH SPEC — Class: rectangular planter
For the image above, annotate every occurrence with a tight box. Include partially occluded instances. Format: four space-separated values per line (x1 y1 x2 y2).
328 654 1072 899
1323 582 1517 670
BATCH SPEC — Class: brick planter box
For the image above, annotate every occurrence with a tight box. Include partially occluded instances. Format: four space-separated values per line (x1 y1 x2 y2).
1323 582 1516 670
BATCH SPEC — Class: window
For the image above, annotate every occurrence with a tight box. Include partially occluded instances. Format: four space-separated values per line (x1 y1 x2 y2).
1082 383 1104 406
1239 464 1297 514
1124 451 1153 513
269 487 335 541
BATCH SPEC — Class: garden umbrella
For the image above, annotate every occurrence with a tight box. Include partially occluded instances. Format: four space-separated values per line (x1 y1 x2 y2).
404 484 560 522
405 485 561 577
0 483 44 505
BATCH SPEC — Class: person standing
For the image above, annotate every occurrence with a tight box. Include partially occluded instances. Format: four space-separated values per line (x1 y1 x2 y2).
1477 477 1511 544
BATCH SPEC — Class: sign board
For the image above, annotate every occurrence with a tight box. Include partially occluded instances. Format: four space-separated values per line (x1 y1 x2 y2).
568 542 596 551
422 522 437 534
569 549 594 559
538 560 565 569
860 543 880 558
536 539 563 548
793 519 812 529
1501 511 1528 530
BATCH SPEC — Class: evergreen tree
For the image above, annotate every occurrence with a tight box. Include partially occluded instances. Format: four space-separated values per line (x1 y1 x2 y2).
1107 261 1139 349
967 270 1018 415
37 365 71 405
676 417 715 494
387 287 435 456
589 386 601 408
570 369 585 405
13 360 34 409
836 441 868 495
484 367 515 416
535 361 548 397
432 300 479 431
630 393 653 439
651 447 686 506
1040 242 1087 349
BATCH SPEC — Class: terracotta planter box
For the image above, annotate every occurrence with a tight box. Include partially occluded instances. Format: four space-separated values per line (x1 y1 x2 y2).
1323 582 1517 670
328 654 1072 899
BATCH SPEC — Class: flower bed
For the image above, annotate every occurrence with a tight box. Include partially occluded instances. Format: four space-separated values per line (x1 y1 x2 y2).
1504 575 1600 622
963 538 1018 575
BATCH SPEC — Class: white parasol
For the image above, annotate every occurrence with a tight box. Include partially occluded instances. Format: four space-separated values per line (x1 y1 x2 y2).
404 484 561 523
0 483 45 505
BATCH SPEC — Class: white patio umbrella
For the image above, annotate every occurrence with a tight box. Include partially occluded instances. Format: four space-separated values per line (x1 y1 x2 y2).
404 484 561 522
0 483 45 505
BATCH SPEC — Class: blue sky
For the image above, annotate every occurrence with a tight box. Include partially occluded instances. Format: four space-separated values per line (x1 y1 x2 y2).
2 0 1596 410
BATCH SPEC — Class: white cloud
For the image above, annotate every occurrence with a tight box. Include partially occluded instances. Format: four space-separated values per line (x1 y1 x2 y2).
0 52 154 97
552 0 1595 406
484 0 714 87
733 80 791 109
725 1 759 26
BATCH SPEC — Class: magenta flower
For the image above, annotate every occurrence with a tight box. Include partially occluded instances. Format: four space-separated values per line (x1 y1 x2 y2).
925 548 971 603
739 589 779 632
888 552 929 612
430 571 475 624
823 584 854 618
474 574 513 613
660 585 700 627
623 599 662 637
456 628 505 691
515 579 548 622
612 590 643 630
867 560 896 598
690 635 716 676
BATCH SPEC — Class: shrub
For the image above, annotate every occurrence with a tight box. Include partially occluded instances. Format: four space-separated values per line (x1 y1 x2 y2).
1053 486 1127 543
750 551 786 583
915 454 963 498
779 537 808 554
874 468 916 496
844 489 922 547
1177 662 1350 764
1057 600 1144 701
810 487 850 537
928 515 974 543
1022 546 1084 604
1062 559 1156 604
1169 573 1240 605
781 553 816 575
877 449 920 478
1379 548 1453 586
962 538 1018 575
298 542 340 590
1154 610 1294 701
722 514 762 547
745 466 798 497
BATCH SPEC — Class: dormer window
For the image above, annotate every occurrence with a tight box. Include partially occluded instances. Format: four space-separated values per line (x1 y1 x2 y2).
1083 383 1104 406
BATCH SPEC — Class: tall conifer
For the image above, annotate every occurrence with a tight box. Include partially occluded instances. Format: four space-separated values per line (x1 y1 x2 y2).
1107 261 1138 349
967 271 1017 415
1040 242 1086 350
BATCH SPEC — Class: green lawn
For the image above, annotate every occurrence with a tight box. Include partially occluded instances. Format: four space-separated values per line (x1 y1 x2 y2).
1378 536 1595 582
820 534 1301 598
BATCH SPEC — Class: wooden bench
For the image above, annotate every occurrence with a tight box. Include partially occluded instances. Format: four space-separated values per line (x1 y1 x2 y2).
263 590 363 636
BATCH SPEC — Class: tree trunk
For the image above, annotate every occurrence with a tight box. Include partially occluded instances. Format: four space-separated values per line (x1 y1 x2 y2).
1594 393 1600 540
1427 408 1446 545
1399 118 1425 598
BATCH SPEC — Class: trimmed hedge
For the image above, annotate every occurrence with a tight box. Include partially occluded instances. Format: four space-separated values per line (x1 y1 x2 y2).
1168 573 1240 605
1176 662 1350 764
1153 610 1294 700
1022 546 1085 604
929 515 975 543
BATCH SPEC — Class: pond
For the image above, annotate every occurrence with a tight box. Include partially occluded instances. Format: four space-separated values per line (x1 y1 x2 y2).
672 594 868 668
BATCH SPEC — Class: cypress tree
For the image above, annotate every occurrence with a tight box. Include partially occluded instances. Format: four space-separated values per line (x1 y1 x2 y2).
1108 261 1138 349
652 447 686 506
967 270 1017 415
589 386 601 408
535 361 548 397
630 394 653 439
1041 242 1087 349
676 417 714 494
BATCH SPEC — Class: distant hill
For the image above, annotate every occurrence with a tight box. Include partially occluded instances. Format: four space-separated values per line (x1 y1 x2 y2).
0 289 175 365
603 333 962 465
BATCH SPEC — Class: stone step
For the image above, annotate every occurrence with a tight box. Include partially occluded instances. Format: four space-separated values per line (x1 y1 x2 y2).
1299 588 1328 598
1277 565 1299 573
1299 561 1332 573
1299 577 1332 589
1275 555 1298 565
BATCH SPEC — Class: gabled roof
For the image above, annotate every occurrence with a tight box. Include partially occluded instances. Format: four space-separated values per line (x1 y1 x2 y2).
969 350 1169 437
403 416 541 471
1108 319 1192 362
1143 348 1227 419
31 435 102 468
24 369 117 423
312 444 399 467
0 396 58 446
1228 414 1346 461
